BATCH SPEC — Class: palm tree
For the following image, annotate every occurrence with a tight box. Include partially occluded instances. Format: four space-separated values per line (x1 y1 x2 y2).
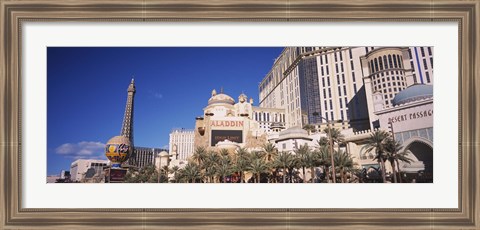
262 142 278 163
216 163 232 183
384 140 414 183
303 124 316 135
234 147 250 183
317 137 329 148
249 158 269 183
334 150 356 183
192 146 207 166
274 151 294 183
294 143 310 183
219 148 230 157
182 162 202 183
305 149 320 183
365 130 390 183
203 151 219 183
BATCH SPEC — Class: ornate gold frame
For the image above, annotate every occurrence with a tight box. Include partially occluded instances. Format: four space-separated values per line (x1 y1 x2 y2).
1 0 479 229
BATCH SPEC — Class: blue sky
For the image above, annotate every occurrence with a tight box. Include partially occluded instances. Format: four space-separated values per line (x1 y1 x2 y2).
47 47 283 175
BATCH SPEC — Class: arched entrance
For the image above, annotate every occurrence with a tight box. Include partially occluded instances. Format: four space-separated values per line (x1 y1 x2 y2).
403 139 433 182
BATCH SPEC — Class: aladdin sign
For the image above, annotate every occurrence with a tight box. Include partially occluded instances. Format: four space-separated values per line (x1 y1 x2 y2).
388 109 433 124
210 120 244 128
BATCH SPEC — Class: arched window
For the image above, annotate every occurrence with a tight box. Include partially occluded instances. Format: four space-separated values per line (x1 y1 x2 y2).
399 55 403 68
379 57 383 70
374 58 379 73
393 54 398 68
388 55 393 69
370 61 374 74
383 55 388 69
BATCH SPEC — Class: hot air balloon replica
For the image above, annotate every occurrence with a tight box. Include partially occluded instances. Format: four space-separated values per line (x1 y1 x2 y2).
104 79 136 182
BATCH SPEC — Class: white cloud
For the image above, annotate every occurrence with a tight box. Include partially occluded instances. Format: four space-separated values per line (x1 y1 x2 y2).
55 141 106 160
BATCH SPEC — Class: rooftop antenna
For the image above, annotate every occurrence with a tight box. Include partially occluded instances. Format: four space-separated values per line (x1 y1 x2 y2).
220 86 224 93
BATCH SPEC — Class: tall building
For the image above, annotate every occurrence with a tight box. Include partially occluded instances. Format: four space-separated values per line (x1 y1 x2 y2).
259 47 433 131
169 129 195 160
70 159 108 182
129 147 167 168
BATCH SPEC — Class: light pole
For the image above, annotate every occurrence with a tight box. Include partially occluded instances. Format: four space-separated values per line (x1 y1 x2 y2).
313 112 336 183
388 121 402 183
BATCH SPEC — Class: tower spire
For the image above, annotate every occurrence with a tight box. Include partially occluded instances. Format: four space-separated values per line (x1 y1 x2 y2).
121 79 136 146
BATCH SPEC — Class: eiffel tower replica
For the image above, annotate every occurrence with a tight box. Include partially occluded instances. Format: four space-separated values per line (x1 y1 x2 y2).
104 79 136 182
122 78 136 166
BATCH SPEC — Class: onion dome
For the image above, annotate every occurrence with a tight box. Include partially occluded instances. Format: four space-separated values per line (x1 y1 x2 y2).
208 93 235 106
392 84 433 106
105 135 133 168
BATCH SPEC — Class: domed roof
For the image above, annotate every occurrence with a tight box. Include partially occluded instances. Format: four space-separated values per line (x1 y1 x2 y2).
208 93 235 106
106 135 131 145
392 84 433 106
276 126 312 142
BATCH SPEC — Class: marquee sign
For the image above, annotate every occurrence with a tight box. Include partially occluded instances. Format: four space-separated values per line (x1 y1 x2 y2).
211 130 243 146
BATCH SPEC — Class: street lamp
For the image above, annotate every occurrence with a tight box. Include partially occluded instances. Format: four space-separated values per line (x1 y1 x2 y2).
388 121 401 183
313 112 336 183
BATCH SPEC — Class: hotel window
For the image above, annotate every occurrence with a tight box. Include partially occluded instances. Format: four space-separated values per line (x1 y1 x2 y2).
399 55 403 68
393 82 396 86
327 77 330 86
341 113 344 121
408 49 413 59
341 63 344 72
365 47 369 53
430 57 433 67
331 112 334 120
353 84 357 92
421 47 425 56
323 88 326 96
321 67 324 75
325 55 328 63
393 55 398 68
384 89 387 94
335 64 339 73
423 59 428 69
334 53 338 62
389 88 392 92
349 49 353 59
338 86 342 96
330 100 333 110
370 61 374 73
387 77 390 81
325 113 329 121
351 60 354 70
384 95 388 99
388 82 391 86
343 85 347 95
383 55 388 69
379 58 383 70
339 99 343 108
410 60 414 70
322 78 325 87
382 78 385 83
340 52 343 61
374 58 379 72
326 66 329 75
337 75 340 84
428 47 432 56
352 72 356 82
345 97 348 107
324 101 328 110
342 74 345 84
320 56 323 65
426 72 431 83
328 88 332 97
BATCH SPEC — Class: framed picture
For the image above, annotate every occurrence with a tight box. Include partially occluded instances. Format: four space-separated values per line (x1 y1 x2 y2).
1 0 479 229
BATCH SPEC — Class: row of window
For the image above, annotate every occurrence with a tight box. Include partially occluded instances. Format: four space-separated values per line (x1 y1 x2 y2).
369 54 404 74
